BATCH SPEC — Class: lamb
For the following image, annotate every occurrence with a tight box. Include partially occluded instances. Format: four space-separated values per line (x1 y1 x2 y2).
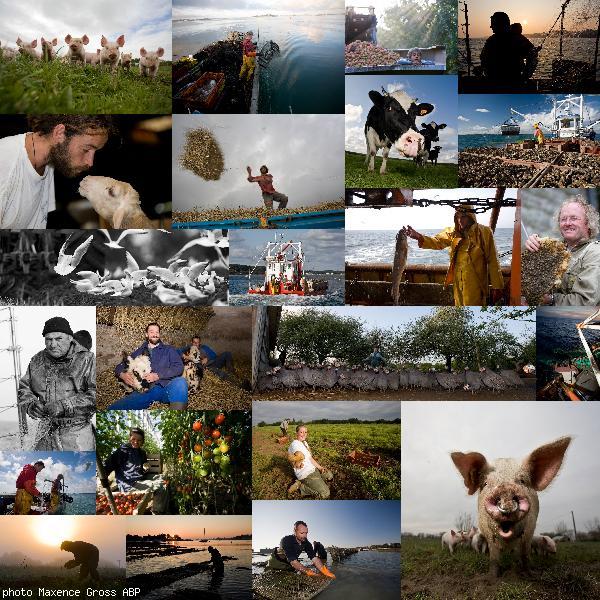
100 34 125 72
16 38 40 60
139 47 164 78
78 176 156 229
119 351 152 393
64 34 89 64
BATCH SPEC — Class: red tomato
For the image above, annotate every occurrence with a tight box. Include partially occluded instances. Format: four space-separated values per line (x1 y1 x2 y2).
193 443 202 453
193 421 202 432
224 435 233 443
215 413 226 425
212 430 221 439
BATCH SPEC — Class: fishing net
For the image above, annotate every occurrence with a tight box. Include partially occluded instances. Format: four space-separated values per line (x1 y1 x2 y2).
521 238 570 305
253 570 332 600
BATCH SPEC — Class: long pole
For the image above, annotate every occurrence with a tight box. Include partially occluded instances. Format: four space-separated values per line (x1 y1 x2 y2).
559 3 566 58
9 308 27 447
464 3 472 77
571 510 578 540
594 13 600 75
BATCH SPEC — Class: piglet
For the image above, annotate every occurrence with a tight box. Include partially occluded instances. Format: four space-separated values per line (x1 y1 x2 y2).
16 38 40 60
441 529 466 554
85 49 101 66
471 531 488 554
1 41 17 60
120 52 132 71
531 535 557 557
100 34 125 72
451 437 571 577
40 37 57 61
65 34 89 63
139 47 164 78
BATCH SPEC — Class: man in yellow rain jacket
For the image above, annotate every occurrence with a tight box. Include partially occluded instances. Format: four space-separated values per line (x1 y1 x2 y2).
15 461 45 514
404 205 505 306
239 31 257 82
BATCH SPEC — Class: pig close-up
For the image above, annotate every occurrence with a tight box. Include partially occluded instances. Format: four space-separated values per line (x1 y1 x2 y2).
120 52 132 71
451 436 571 577
65 34 89 63
100 34 125 72
441 529 467 554
139 47 164 78
16 37 40 59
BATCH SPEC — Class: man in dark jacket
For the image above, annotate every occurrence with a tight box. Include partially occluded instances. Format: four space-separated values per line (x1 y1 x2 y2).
61 540 100 581
18 316 95 450
104 428 148 492
110 322 187 410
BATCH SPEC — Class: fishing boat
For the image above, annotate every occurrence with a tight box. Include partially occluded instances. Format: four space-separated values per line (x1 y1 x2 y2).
0 477 73 515
173 31 280 114
500 117 521 135
459 0 600 93
551 94 599 139
248 236 328 296
344 189 520 306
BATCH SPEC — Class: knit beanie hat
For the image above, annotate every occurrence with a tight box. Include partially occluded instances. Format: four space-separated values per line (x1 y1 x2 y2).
42 317 73 337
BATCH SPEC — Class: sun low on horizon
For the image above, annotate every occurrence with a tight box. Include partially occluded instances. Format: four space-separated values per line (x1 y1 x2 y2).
31 516 77 547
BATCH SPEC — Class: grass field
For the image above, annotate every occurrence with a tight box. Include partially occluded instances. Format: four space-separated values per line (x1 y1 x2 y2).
345 151 458 188
0 56 171 113
252 423 400 500
401 537 600 600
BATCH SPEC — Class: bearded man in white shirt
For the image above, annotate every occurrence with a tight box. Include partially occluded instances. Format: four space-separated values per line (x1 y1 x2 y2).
0 115 114 229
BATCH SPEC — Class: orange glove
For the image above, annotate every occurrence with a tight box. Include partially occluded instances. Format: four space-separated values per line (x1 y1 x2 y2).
304 569 318 577
319 566 336 579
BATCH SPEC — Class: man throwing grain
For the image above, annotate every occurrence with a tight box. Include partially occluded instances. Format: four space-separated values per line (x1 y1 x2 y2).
246 165 289 210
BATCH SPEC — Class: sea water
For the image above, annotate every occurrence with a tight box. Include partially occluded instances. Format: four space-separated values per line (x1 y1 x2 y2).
345 229 514 267
173 14 345 113
127 540 251 600
459 134 539 151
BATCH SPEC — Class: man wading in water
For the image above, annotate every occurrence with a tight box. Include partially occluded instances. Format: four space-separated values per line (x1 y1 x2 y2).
246 165 289 210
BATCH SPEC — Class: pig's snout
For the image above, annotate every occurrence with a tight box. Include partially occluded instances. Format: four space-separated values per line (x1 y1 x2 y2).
109 53 117 60
396 130 425 158
484 484 530 539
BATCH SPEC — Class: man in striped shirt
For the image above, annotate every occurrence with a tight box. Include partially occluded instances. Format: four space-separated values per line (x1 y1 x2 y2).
246 165 289 209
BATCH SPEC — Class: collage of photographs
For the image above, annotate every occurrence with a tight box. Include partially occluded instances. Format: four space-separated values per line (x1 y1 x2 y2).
0 0 599 599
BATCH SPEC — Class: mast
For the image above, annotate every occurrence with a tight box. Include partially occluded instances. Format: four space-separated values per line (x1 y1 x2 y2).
8 308 27 447
463 2 472 77
559 1 566 58
595 12 600 75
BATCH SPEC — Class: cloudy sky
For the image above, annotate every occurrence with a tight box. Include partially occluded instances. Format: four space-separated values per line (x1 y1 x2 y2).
252 400 401 425
402 402 600 536
346 188 517 229
173 0 343 20
458 94 600 136
173 115 344 211
253 500 400 550
0 450 96 494
0 0 172 59
0 307 95 429
229 229 345 270
458 0 597 38
346 75 458 164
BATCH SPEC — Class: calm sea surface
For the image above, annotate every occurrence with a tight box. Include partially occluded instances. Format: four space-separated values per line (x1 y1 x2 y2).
458 37 600 79
345 229 513 267
459 134 546 150
127 540 251 600
173 14 345 113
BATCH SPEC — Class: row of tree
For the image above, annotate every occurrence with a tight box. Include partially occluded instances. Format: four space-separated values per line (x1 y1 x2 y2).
278 307 535 372
256 418 401 427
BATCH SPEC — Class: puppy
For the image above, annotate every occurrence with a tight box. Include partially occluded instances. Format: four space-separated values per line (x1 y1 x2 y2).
78 175 155 229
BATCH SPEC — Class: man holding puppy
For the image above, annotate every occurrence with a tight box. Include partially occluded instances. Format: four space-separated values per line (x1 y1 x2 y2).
0 115 113 228
287 424 333 498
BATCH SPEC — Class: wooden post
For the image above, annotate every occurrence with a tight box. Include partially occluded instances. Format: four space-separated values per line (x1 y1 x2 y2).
464 2 472 77
489 187 505 232
510 191 522 306
594 13 600 75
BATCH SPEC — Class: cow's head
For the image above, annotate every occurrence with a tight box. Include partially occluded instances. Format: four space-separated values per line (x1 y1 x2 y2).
368 90 434 158
420 122 447 142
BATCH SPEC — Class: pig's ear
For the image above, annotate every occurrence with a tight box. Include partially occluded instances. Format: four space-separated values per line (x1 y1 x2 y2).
524 436 571 491
450 529 455 536
31 39 38 47
140 47 147 56
52 38 58 46
82 35 89 45
117 34 125 47
451 451 488 495
64 35 71 44
156 47 164 57
101 35 107 47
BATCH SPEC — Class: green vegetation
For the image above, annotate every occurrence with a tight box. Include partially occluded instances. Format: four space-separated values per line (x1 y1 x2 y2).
378 0 458 73
277 307 535 371
345 151 458 189
401 537 600 600
0 56 171 113
252 423 400 500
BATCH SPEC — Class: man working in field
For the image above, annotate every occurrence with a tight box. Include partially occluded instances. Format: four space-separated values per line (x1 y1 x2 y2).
525 194 600 305
267 520 336 578
0 115 113 228
246 165 289 210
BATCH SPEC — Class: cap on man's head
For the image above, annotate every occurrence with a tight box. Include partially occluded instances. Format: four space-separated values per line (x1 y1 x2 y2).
74 330 93 350
42 317 73 337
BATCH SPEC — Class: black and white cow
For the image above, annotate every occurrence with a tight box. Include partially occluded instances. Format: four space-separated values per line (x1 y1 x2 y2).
419 122 447 153
364 90 434 174
428 145 442 165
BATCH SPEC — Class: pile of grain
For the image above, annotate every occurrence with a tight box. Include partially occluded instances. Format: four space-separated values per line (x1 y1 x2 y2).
173 200 344 223
521 237 570 305
345 41 399 67
179 128 225 180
